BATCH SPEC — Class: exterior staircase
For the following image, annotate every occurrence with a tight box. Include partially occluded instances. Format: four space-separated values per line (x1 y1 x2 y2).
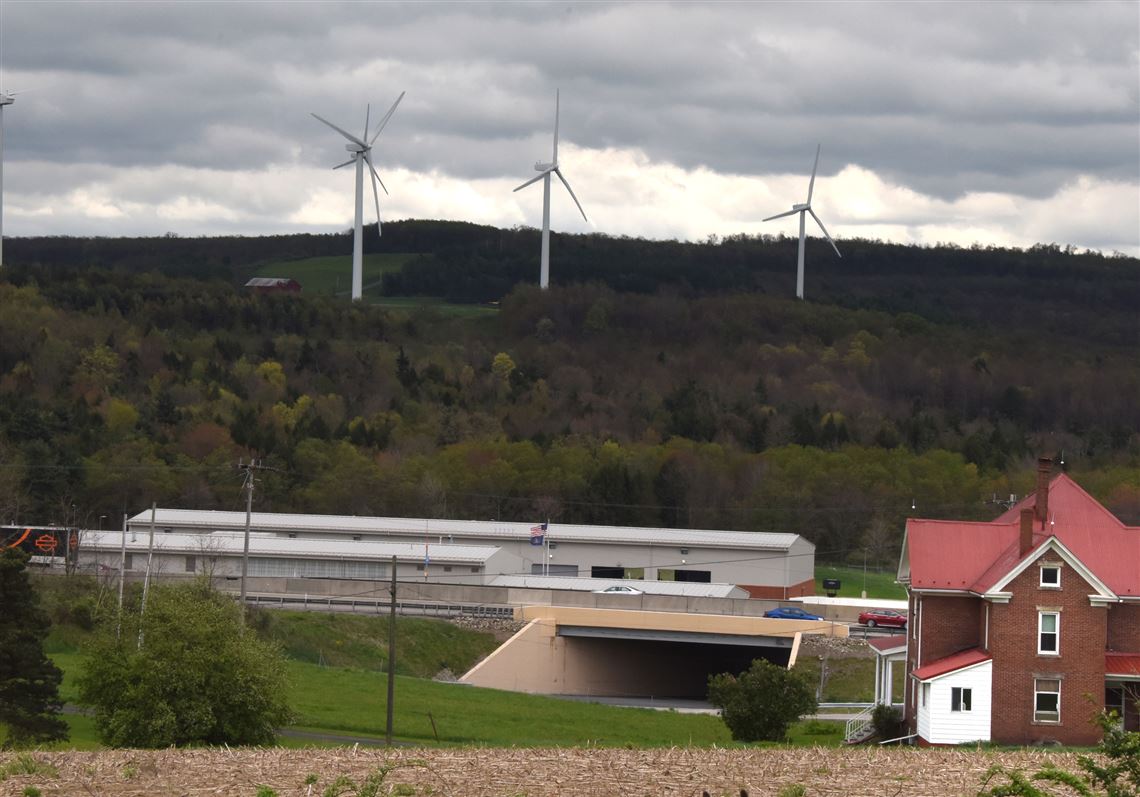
844 704 876 744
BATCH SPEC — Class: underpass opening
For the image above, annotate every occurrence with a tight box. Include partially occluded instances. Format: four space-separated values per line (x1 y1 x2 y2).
557 627 793 699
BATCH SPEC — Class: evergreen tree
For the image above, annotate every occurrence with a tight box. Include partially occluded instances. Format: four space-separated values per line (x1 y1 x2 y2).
0 548 69 748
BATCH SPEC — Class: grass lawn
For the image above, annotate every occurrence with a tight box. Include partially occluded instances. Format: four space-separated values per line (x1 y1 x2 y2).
285 661 732 747
48 651 849 750
251 609 499 677
254 253 415 296
815 565 906 600
792 654 905 703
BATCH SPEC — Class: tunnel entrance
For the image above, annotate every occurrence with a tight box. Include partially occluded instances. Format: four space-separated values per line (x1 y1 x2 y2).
557 626 793 699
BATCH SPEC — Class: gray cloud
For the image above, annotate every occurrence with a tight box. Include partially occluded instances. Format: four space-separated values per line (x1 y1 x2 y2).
0 0 1136 251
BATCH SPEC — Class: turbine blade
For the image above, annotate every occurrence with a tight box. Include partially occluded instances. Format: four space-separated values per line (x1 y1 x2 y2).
332 157 357 170
311 112 366 147
369 91 406 146
762 208 801 222
553 89 560 164
809 209 841 257
363 103 371 142
513 170 548 192
365 153 389 196
807 143 821 204
554 168 587 222
367 158 383 234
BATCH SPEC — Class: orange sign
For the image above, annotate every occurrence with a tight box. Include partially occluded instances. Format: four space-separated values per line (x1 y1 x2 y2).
34 534 59 552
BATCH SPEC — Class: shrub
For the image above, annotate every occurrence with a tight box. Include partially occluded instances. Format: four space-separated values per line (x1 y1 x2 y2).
77 580 293 747
871 703 903 740
707 659 818 743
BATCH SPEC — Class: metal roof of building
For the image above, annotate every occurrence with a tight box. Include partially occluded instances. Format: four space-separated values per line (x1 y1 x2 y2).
1106 652 1140 679
81 530 501 563
488 574 746 598
866 636 907 656
912 648 991 681
904 475 1140 597
127 508 804 551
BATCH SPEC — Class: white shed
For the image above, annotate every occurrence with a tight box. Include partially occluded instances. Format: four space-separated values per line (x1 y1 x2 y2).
914 648 992 745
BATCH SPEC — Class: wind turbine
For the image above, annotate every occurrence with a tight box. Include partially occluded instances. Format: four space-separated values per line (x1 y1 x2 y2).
762 144 841 300
311 91 404 301
0 89 17 268
514 90 587 289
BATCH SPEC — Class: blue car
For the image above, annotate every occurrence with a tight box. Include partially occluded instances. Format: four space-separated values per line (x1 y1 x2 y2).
763 606 824 621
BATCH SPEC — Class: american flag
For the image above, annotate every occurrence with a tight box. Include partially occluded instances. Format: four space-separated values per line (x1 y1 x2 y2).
529 521 548 546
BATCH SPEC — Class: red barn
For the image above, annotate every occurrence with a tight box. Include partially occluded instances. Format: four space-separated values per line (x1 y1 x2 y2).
244 277 301 294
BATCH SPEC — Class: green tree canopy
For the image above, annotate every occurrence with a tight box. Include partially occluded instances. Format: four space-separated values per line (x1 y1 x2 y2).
0 548 68 748
77 580 293 747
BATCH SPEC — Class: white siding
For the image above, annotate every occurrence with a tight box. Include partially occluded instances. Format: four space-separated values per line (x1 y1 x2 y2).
919 661 992 745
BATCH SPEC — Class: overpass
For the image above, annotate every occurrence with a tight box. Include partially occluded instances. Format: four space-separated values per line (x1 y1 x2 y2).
460 605 847 699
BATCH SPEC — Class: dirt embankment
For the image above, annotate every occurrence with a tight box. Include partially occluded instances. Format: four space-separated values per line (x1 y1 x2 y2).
0 746 1082 797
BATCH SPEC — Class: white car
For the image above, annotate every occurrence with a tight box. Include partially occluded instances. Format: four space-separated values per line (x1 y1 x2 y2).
592 585 644 595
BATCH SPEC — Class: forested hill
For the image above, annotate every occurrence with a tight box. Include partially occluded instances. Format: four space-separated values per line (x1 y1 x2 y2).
0 223 1137 567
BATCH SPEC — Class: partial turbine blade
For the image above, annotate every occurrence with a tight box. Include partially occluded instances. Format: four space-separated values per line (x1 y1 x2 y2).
553 89 560 164
363 103 371 142
513 170 549 192
807 143 821 204
762 208 801 222
809 209 842 257
554 168 587 222
311 112 366 147
364 152 389 196
332 157 357 170
369 91 406 146
366 157 383 234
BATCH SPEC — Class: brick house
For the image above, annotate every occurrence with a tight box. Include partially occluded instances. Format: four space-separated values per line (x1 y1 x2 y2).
898 458 1140 745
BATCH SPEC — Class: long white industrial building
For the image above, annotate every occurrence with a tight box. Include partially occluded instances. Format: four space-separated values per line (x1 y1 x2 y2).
97 508 815 598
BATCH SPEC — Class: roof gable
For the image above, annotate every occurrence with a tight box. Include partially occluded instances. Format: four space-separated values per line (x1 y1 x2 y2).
983 536 1116 599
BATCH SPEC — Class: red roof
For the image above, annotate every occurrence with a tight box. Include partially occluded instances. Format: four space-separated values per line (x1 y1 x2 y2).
905 474 1140 597
1106 653 1140 678
913 648 991 681
866 636 907 655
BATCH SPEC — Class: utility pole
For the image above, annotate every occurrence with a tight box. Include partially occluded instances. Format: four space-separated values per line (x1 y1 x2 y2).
138 502 156 649
238 459 260 609
386 554 397 746
116 512 127 640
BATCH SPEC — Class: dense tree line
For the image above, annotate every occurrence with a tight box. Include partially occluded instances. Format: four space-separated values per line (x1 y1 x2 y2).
0 227 1137 568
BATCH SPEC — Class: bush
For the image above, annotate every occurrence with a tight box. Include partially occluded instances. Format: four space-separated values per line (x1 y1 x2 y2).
707 659 818 743
77 580 294 747
871 703 903 740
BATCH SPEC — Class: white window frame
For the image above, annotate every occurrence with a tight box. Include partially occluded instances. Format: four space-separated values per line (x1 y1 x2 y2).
951 686 972 712
1039 565 1060 588
1038 611 1059 655
1034 678 1061 723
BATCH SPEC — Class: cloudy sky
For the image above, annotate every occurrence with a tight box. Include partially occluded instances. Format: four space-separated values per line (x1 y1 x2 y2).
1 1 1137 255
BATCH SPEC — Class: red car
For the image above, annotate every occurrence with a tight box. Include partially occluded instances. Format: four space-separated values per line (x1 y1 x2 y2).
858 609 907 628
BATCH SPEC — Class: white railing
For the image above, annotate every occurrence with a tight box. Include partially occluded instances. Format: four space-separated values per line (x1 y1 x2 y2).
844 703 876 743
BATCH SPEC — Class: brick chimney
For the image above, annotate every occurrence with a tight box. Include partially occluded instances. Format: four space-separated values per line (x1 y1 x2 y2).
1035 456 1053 529
1020 507 1035 556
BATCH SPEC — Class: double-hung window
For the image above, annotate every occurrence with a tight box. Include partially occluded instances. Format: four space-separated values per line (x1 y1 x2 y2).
1034 678 1060 723
1038 611 1059 655
951 687 972 712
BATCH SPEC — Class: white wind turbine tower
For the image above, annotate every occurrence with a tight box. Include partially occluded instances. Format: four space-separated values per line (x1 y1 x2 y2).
311 91 404 301
0 87 18 269
762 144 841 300
514 90 588 289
